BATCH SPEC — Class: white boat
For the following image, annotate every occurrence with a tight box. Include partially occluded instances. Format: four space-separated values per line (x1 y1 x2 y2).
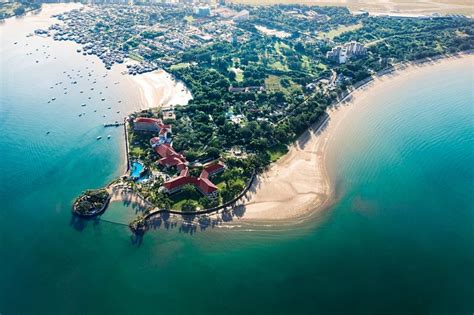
97 136 102 140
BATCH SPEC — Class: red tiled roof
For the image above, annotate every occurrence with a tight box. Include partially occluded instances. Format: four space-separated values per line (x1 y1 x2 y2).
198 177 218 194
150 137 161 145
179 167 189 177
163 175 217 195
163 176 198 191
203 162 225 174
154 143 177 158
135 117 162 124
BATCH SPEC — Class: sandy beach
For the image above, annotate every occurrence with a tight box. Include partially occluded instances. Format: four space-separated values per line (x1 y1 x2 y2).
108 185 152 211
241 54 474 221
128 69 192 110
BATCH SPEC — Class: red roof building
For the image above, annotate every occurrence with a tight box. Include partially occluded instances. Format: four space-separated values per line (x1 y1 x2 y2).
154 143 177 158
143 122 224 199
200 161 225 178
134 117 172 134
163 176 198 194
197 177 218 195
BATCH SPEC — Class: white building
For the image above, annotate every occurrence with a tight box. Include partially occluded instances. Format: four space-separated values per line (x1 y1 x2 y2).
194 6 211 17
326 41 367 64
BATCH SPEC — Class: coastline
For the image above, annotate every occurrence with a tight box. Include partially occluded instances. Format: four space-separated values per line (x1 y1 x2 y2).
127 69 192 110
240 53 474 222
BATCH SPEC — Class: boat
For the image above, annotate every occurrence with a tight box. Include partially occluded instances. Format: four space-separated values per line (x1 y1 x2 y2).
107 135 111 139
52 97 56 101
81 103 86 107
97 136 102 140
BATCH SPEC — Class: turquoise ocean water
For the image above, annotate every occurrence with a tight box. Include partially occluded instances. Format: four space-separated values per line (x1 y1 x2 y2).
1 6 473 315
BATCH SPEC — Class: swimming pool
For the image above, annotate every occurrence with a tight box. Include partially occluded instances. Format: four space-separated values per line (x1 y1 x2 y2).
130 161 144 179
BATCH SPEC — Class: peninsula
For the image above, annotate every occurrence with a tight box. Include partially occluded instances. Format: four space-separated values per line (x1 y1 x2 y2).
64 3 473 232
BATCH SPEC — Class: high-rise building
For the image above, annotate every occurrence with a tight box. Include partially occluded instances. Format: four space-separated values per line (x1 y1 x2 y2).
326 41 367 64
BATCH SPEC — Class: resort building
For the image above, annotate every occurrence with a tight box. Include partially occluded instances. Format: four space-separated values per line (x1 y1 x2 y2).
200 161 225 178
137 116 225 199
154 143 187 170
160 160 225 199
133 117 172 135
163 175 219 198
326 41 367 64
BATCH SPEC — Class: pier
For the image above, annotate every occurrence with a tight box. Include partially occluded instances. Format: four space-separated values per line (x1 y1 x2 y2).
103 122 124 127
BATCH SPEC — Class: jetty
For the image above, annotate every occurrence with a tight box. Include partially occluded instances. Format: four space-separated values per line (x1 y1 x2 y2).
104 122 124 127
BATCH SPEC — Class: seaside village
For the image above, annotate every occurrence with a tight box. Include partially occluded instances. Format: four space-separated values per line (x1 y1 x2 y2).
129 116 225 202
36 1 369 78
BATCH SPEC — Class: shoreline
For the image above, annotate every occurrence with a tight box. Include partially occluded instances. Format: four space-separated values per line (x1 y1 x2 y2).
239 52 474 222
104 52 473 228
127 69 192 111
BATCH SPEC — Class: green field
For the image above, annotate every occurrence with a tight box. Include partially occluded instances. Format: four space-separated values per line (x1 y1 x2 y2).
317 23 363 40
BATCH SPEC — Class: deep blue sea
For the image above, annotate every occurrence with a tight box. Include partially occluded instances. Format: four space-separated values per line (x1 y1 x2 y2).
1 5 473 315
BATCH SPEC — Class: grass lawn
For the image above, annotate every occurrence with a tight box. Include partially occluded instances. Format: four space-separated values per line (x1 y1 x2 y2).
317 23 363 40
170 189 203 210
265 75 301 94
269 60 288 71
230 67 244 82
265 75 283 91
267 143 289 162
170 62 191 71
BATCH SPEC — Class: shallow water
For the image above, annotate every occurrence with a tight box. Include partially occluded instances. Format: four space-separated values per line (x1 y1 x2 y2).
1 6 473 315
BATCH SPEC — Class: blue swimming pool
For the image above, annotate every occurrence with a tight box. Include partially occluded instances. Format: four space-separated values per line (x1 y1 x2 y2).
130 161 144 179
